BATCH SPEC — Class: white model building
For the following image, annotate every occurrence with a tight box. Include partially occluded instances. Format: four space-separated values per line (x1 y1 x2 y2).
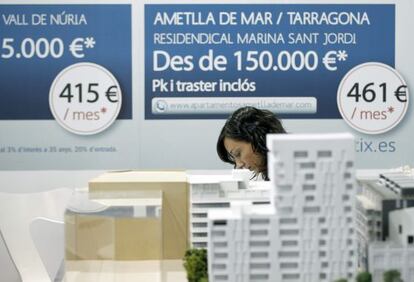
208 203 278 281
357 168 414 272
188 170 271 248
368 207 414 282
268 133 357 282
208 133 358 282
355 169 394 269
357 167 414 281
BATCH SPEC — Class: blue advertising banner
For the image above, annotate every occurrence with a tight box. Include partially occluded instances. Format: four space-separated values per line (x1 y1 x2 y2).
145 4 395 119
0 4 132 120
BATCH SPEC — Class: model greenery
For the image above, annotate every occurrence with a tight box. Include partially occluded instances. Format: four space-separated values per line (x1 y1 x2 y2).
356 271 372 282
383 269 402 282
334 279 347 282
183 248 208 282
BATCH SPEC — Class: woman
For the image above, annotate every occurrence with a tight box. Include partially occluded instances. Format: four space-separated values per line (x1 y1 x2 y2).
217 106 286 180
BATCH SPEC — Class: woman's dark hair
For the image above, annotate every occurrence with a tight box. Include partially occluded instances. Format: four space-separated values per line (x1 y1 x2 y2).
217 106 286 180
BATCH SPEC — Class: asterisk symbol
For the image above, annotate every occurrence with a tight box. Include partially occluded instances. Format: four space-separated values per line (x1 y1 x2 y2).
337 50 348 61
388 106 394 113
84 37 96 48
101 107 107 113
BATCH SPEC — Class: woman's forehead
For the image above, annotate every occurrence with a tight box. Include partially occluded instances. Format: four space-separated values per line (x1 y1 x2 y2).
223 137 251 151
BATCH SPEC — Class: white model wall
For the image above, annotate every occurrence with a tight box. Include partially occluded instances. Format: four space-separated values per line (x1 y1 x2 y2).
389 208 414 247
208 204 278 282
369 244 414 282
190 177 270 249
368 207 414 281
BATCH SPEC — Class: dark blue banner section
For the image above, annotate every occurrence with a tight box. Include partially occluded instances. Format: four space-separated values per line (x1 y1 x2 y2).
145 4 394 119
0 5 132 120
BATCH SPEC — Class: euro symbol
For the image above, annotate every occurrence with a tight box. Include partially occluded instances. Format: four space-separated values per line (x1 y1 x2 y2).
322 51 337 71
106 85 119 103
69 38 85 58
394 85 408 103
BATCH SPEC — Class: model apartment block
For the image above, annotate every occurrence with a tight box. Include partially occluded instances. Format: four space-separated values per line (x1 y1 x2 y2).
207 133 357 282
356 167 414 281
188 170 271 249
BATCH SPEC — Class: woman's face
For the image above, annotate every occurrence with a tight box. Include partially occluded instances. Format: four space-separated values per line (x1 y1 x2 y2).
223 137 264 173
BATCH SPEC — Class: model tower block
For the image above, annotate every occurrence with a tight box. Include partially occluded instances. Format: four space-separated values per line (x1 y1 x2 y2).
208 133 358 282
268 133 357 282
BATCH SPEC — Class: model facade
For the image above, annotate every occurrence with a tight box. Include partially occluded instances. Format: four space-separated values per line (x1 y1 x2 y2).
208 133 357 282
188 170 271 249
208 203 277 281
356 166 414 281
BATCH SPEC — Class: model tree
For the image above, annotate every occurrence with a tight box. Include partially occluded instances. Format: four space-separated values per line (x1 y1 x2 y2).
383 269 402 282
356 271 372 282
183 248 208 282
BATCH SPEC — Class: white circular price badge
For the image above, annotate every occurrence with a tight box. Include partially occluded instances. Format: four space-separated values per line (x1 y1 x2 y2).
49 63 122 135
337 62 409 134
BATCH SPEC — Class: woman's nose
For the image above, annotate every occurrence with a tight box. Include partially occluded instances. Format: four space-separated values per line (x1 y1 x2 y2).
235 160 245 169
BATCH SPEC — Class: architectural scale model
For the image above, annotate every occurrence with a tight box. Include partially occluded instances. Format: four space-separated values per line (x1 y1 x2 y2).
69 138 414 282
188 170 271 249
207 133 357 282
356 166 414 281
